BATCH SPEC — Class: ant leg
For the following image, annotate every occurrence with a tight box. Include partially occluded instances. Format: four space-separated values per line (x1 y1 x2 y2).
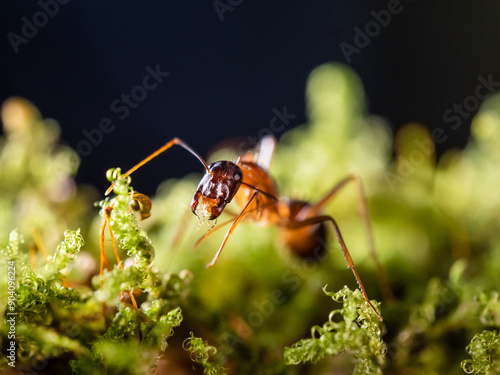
195 198 277 250
29 228 48 269
106 138 211 195
286 215 383 321
103 206 123 269
193 216 235 249
100 203 138 308
206 192 259 268
310 174 394 301
32 228 48 258
99 212 111 283
29 242 37 268
170 209 198 248
171 205 237 250
106 221 138 309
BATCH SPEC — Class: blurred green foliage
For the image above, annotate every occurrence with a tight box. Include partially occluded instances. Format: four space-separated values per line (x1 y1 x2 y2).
1 63 500 374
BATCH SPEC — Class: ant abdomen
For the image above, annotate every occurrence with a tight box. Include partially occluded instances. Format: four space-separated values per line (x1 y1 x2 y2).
280 200 327 259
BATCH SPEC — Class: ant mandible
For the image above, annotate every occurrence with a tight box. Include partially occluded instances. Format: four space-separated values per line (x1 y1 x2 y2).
103 136 386 320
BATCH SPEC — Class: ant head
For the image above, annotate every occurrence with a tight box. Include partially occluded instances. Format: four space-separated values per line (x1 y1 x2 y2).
191 161 243 221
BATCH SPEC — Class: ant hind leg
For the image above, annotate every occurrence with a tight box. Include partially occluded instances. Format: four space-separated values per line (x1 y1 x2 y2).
285 214 383 321
309 174 394 301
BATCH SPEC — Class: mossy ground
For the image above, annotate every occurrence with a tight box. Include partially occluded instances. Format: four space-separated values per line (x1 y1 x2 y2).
1 64 500 374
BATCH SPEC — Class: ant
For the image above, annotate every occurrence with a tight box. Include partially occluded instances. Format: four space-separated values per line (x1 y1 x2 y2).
102 136 390 320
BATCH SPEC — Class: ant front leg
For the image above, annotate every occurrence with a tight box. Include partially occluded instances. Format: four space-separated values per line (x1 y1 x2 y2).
206 192 260 268
193 216 236 250
193 196 278 251
193 202 268 250
309 174 394 301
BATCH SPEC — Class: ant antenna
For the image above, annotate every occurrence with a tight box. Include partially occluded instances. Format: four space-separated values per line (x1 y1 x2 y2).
105 138 211 195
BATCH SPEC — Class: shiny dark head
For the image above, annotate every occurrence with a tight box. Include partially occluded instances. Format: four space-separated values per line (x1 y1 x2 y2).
191 161 243 221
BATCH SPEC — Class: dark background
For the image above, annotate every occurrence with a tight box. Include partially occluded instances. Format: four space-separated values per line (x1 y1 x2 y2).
2 1 500 195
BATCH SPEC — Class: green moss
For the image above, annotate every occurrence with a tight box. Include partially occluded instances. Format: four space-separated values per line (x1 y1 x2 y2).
2 64 500 374
462 330 500 374
183 331 225 375
284 286 385 374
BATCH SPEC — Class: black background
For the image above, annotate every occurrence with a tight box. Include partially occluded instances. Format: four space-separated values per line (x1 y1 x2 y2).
2 1 500 194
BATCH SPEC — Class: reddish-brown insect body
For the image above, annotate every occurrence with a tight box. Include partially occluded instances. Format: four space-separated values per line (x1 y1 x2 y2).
103 136 390 320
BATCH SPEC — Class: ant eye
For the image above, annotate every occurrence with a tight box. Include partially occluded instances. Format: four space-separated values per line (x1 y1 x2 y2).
233 171 242 181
